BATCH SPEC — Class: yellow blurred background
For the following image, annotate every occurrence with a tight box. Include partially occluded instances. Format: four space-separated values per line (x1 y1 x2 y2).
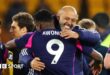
0 0 110 43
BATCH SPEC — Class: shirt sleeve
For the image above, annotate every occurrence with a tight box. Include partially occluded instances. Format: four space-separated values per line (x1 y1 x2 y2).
19 48 33 68
82 46 93 56
15 32 33 49
73 26 101 46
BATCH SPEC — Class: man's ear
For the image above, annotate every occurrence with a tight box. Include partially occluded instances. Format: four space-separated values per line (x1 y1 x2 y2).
22 27 27 33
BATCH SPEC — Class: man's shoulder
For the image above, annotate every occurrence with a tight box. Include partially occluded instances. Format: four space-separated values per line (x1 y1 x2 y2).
19 32 34 40
25 32 34 36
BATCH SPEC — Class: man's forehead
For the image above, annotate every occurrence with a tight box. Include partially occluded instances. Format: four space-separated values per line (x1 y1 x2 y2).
11 21 19 27
61 11 78 19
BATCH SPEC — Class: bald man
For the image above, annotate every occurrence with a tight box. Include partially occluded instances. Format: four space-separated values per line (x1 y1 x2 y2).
55 6 102 75
57 6 78 29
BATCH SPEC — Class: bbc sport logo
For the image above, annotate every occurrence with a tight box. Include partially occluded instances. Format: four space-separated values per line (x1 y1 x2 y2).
0 64 24 69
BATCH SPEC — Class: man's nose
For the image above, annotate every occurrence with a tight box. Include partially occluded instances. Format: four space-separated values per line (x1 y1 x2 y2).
67 20 72 25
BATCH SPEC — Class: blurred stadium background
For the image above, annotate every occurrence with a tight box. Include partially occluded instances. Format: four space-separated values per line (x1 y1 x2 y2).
0 0 110 42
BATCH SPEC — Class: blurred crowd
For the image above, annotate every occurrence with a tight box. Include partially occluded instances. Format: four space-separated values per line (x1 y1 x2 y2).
0 0 110 75
0 0 110 43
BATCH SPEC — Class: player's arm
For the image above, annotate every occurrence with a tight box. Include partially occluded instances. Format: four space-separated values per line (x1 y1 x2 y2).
82 46 103 62
19 48 33 68
90 50 103 75
74 26 101 45
5 32 32 49
5 39 16 49
30 57 45 71
19 48 45 71
104 48 110 69
60 26 101 46
83 46 103 75
90 49 103 62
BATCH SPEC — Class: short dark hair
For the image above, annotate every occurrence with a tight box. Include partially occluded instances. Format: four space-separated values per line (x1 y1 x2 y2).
92 13 109 28
12 12 35 32
34 9 53 22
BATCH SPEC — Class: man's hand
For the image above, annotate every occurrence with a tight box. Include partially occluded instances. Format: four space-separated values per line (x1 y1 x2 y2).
30 57 45 71
60 26 79 39
91 64 102 75
89 60 102 75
